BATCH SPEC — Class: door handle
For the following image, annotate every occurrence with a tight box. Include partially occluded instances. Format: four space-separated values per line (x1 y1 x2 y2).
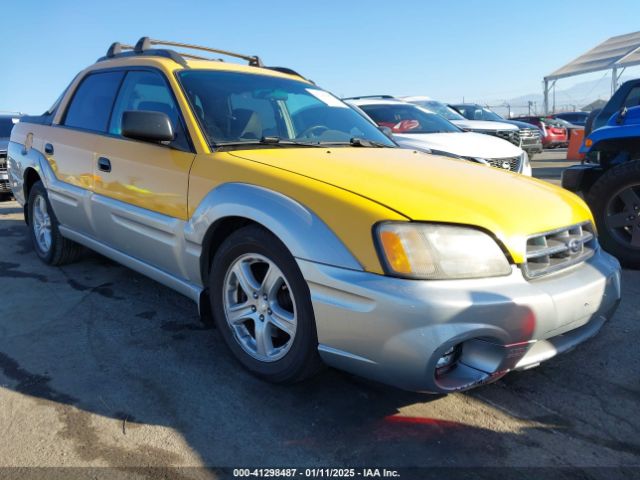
44 143 54 155
97 157 111 172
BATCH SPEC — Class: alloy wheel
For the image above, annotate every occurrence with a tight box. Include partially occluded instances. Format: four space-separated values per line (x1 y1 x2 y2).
222 253 297 362
32 194 52 253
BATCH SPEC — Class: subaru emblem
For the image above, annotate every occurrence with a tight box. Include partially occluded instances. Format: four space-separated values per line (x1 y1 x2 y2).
567 238 581 253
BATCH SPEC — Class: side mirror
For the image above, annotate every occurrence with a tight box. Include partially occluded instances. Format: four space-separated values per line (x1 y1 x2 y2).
122 110 174 143
616 106 628 125
378 126 393 138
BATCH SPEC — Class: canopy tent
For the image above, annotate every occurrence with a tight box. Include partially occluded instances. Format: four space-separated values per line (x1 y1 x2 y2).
543 31 640 113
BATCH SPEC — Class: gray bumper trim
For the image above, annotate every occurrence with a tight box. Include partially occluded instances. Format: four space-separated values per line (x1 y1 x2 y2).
299 248 621 392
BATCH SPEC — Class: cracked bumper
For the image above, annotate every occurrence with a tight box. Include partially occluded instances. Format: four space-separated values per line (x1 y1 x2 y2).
298 248 621 393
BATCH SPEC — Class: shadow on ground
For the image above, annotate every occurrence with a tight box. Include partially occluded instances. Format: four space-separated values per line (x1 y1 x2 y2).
0 201 639 473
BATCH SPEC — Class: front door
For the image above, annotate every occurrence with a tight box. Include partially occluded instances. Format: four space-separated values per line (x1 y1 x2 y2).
92 69 195 277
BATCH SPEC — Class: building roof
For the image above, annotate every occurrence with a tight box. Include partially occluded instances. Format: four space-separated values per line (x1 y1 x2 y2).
546 31 640 81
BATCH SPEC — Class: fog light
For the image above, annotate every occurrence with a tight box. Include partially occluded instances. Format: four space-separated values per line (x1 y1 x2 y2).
435 344 461 376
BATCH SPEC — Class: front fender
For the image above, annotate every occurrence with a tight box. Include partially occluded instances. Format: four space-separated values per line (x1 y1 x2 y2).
184 183 363 273
581 111 640 154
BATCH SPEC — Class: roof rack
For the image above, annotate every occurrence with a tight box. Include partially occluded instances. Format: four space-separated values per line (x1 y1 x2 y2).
342 95 396 100
135 37 264 67
97 37 312 82
101 37 263 67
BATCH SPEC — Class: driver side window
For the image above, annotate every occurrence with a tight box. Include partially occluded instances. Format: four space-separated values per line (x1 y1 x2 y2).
109 70 190 151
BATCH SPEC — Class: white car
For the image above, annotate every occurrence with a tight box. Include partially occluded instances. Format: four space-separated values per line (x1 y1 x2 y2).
400 95 520 136
347 98 532 176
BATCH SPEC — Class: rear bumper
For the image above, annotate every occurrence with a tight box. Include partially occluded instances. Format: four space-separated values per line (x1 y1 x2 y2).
299 248 621 393
543 135 568 147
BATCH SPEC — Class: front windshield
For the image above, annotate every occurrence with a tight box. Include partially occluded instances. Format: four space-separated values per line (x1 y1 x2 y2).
0 118 17 138
408 100 465 121
359 104 461 134
178 70 395 147
455 105 504 122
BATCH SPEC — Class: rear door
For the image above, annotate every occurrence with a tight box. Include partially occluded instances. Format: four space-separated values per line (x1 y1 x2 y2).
91 69 195 276
43 71 124 235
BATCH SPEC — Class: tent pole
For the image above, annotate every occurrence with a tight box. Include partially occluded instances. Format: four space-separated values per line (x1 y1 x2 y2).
543 79 549 115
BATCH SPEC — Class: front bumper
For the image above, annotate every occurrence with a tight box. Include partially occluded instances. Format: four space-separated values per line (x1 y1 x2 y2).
298 248 621 393
521 141 543 155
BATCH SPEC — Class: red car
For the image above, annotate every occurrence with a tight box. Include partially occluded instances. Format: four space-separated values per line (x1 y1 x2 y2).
513 116 568 148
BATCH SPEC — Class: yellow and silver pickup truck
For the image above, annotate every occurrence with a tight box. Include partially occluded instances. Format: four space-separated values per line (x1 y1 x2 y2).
7 38 622 392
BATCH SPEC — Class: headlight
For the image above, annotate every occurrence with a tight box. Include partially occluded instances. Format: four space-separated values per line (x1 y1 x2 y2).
375 223 511 280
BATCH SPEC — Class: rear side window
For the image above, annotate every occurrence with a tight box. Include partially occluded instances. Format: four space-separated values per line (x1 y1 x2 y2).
109 70 190 151
63 72 124 132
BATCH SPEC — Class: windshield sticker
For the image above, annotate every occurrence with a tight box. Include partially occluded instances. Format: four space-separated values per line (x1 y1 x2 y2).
306 89 348 108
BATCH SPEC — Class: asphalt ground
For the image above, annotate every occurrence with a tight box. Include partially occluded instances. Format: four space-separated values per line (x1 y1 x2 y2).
0 149 638 480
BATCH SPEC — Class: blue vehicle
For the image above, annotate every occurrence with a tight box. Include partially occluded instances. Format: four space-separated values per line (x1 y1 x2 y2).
562 104 640 267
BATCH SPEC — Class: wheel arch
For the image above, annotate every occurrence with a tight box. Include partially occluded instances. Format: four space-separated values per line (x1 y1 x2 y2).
185 183 364 287
590 137 640 168
22 167 42 223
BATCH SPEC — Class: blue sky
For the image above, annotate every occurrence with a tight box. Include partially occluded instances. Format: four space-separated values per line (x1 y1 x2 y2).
2 0 639 114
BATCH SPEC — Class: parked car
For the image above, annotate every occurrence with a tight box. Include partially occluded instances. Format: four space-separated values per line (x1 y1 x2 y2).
562 104 640 267
447 102 543 157
551 117 581 135
8 38 621 393
585 79 640 136
346 97 531 175
399 96 518 135
0 114 20 199
512 116 569 148
551 111 589 127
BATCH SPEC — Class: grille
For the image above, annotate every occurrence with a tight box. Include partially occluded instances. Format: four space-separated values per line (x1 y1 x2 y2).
523 222 597 278
492 129 520 147
0 151 8 193
486 156 521 172
519 128 541 145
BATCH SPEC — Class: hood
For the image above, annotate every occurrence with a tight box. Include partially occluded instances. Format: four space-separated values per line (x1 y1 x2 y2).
451 119 518 131
500 119 543 131
228 147 592 263
393 132 522 159
0 139 8 152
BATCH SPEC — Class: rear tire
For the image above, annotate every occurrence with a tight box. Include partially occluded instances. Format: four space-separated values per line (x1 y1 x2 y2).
27 181 82 265
209 224 323 383
587 160 640 268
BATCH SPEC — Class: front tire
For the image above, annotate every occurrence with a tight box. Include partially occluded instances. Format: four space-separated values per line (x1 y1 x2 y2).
209 225 323 383
587 160 640 268
27 181 82 265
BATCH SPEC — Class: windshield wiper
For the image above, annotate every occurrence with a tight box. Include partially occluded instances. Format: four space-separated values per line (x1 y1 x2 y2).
320 137 393 148
216 136 324 149
260 136 325 147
